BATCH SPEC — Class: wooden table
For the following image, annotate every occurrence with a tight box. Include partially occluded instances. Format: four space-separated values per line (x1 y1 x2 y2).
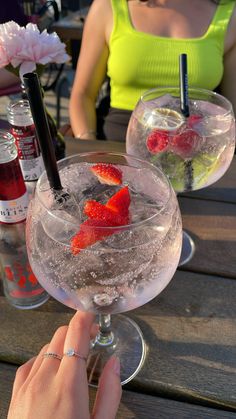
1 139 236 418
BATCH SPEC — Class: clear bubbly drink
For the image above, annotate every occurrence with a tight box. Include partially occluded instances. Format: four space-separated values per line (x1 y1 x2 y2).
126 87 235 193
27 156 182 314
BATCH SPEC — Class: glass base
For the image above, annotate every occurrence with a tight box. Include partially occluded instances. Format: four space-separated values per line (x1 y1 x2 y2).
4 289 49 310
87 314 146 386
178 230 195 266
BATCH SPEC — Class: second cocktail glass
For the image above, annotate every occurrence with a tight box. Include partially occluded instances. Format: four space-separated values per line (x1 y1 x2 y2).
126 87 235 265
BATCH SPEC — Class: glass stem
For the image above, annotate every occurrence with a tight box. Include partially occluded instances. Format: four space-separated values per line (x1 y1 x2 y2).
96 314 115 346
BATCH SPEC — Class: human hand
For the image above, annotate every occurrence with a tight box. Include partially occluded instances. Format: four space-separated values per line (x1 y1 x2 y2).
7 311 122 419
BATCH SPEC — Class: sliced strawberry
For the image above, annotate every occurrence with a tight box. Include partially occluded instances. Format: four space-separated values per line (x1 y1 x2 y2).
84 200 128 225
187 114 202 129
90 163 122 185
106 186 131 216
146 129 169 154
171 129 202 159
71 219 114 255
71 184 131 254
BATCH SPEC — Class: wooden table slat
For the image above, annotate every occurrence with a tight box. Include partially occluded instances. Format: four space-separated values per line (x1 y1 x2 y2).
178 196 236 278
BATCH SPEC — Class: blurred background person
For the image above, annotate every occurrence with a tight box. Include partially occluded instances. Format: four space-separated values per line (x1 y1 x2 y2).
69 0 236 142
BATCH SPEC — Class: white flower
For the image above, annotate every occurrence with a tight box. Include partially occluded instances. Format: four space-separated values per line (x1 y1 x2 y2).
0 20 70 80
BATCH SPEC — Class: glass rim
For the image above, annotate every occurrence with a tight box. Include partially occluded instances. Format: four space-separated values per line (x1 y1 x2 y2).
0 129 15 144
7 98 29 107
35 151 175 230
139 86 234 118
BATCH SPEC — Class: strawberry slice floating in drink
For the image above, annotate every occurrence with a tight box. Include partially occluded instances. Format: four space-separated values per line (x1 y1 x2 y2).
145 107 185 154
171 130 202 159
71 219 114 255
106 186 131 216
146 129 169 154
71 186 131 255
171 114 204 159
84 200 129 226
90 163 122 185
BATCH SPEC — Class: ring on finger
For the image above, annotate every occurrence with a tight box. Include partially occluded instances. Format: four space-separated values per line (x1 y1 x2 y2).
64 348 87 362
43 352 62 361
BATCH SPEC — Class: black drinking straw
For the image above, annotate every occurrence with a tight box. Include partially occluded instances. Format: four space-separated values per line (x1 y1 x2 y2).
23 72 62 191
179 54 193 190
179 53 190 118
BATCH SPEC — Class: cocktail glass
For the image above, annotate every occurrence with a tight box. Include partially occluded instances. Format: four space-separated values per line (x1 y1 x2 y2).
26 152 182 385
126 87 235 265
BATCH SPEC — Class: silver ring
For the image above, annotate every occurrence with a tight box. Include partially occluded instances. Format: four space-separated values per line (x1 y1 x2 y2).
64 348 87 362
43 352 62 361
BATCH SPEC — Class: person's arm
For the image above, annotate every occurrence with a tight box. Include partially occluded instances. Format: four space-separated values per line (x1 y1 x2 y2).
69 0 112 140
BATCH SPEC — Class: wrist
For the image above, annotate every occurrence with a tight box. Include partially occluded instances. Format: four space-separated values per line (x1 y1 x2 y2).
75 130 97 140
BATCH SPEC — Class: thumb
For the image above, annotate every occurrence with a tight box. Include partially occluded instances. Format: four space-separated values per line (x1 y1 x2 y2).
92 356 122 419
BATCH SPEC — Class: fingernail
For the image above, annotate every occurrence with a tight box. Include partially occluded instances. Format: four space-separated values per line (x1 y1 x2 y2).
111 356 120 375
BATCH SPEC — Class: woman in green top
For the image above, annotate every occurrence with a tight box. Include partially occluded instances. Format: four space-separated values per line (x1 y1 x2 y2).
69 0 236 142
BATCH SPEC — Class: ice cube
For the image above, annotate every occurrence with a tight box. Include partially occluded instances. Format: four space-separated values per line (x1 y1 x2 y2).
190 100 233 136
146 94 173 109
41 208 80 244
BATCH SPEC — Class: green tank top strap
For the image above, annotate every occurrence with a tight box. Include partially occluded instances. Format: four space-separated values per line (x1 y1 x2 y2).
110 0 130 34
207 1 235 42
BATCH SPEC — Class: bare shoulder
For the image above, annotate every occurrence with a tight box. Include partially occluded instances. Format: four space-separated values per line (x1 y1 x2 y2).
87 0 112 20
85 0 113 41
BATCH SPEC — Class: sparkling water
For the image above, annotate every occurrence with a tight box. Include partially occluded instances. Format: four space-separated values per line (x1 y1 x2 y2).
27 161 182 314
127 97 235 193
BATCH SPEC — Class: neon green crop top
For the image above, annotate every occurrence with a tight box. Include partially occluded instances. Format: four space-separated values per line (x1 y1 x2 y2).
107 0 235 110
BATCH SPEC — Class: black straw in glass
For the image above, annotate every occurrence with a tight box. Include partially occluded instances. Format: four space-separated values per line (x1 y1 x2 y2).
23 72 62 191
179 53 190 118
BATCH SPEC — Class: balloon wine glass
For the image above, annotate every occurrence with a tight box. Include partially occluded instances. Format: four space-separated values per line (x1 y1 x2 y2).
26 151 182 385
126 86 235 265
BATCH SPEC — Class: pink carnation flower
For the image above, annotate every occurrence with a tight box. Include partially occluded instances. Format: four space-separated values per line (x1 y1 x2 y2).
0 20 70 80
